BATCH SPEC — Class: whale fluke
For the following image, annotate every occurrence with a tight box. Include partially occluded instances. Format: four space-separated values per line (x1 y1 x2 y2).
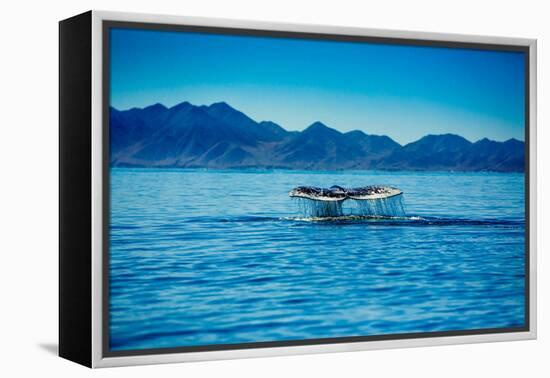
288 186 347 201
289 185 405 218
346 186 402 200
289 185 402 202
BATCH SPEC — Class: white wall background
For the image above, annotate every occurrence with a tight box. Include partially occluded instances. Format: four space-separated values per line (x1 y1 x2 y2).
0 0 546 376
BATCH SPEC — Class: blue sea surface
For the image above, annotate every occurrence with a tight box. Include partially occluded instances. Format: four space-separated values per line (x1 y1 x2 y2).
109 168 526 351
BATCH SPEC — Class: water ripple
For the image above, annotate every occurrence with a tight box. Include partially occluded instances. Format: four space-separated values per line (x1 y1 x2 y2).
109 168 526 351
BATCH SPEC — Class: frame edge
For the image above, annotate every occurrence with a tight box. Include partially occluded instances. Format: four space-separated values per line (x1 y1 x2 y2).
59 10 93 368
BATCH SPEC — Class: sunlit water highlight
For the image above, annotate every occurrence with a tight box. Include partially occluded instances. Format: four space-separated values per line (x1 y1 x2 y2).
109 168 526 351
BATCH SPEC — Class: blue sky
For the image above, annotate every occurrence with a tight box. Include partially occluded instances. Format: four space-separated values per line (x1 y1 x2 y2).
110 28 525 145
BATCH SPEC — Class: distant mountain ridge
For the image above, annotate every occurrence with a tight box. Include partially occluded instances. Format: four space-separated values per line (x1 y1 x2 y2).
110 101 525 172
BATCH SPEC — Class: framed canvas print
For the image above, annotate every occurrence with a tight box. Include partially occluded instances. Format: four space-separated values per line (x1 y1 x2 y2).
59 10 537 368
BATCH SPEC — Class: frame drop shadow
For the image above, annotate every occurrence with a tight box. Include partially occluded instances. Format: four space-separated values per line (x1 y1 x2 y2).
38 343 58 356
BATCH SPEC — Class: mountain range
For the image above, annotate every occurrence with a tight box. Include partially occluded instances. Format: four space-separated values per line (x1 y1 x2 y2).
109 101 525 172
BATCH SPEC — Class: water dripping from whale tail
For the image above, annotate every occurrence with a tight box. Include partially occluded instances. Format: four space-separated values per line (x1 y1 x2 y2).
293 197 345 218
350 195 406 217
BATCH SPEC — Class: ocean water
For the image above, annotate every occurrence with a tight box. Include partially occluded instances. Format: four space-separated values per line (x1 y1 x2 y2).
109 168 526 351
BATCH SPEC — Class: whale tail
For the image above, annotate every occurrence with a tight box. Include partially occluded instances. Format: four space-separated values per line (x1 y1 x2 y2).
289 185 402 201
289 185 405 218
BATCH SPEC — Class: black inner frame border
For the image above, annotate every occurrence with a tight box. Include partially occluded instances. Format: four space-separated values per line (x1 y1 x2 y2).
102 20 531 358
